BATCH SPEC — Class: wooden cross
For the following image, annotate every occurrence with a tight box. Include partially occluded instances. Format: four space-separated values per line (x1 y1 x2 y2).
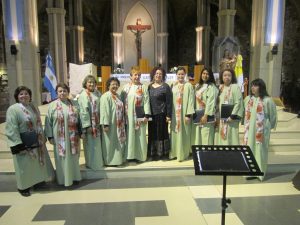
127 18 151 66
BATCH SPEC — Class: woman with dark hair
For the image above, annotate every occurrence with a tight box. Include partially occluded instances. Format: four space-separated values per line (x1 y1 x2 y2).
77 75 103 170
217 68 244 145
170 66 195 161
44 83 82 186
244 78 277 180
100 77 126 166
191 67 219 145
121 68 150 162
147 67 172 160
5 86 54 196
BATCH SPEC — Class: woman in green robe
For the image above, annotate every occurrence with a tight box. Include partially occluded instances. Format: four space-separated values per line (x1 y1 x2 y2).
100 77 126 166
77 75 103 170
121 68 151 162
244 78 277 181
192 67 219 145
5 86 54 197
170 67 195 161
44 83 82 187
217 69 244 145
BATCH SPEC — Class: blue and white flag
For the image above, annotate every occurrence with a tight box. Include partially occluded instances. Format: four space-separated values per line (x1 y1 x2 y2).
4 0 24 41
43 54 57 100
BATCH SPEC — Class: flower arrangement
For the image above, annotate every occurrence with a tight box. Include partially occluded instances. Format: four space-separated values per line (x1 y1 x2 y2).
113 67 124 74
169 66 178 73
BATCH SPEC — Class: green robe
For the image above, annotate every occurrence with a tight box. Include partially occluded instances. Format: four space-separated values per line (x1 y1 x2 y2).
5 103 54 190
217 83 244 145
121 83 151 162
170 82 195 161
44 99 82 186
77 89 103 170
192 84 219 145
100 91 126 165
244 96 277 180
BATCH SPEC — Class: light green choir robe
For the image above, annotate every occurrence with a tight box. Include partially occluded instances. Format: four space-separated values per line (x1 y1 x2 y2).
100 91 126 165
217 83 244 145
170 82 195 161
5 103 54 190
44 99 82 186
192 84 219 145
244 96 277 180
121 84 151 162
77 90 103 170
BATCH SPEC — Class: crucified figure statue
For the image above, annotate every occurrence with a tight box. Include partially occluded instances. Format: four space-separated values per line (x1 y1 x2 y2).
127 18 151 66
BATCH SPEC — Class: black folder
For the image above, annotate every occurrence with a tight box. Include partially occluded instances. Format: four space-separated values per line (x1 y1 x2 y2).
193 109 215 124
20 131 39 148
221 104 234 119
135 106 152 121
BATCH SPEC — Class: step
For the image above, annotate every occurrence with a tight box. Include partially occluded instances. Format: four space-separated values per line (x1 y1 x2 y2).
239 129 300 139
269 139 300 152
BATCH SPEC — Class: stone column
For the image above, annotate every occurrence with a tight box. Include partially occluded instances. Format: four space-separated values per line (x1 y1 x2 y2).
157 0 168 69
249 0 285 97
112 0 124 69
68 0 84 64
217 0 236 37
2 0 42 104
47 0 67 83
196 0 210 65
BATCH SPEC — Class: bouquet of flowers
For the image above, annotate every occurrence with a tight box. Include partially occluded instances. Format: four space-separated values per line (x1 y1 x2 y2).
169 66 178 73
113 67 124 74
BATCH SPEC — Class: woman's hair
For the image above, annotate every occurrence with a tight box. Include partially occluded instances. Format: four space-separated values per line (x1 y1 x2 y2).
14 86 32 102
198 67 216 86
56 82 70 93
106 77 120 91
82 75 97 88
176 66 186 74
150 66 166 82
130 68 141 76
250 78 269 98
219 68 237 84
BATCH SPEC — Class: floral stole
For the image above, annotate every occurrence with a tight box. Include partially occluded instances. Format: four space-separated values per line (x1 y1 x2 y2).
56 99 79 156
111 92 126 144
195 84 208 110
220 85 232 140
86 90 100 137
243 96 264 145
174 82 185 133
18 103 45 162
124 82 143 130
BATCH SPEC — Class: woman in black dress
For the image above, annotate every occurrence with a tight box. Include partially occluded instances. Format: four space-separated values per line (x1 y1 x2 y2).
148 67 172 160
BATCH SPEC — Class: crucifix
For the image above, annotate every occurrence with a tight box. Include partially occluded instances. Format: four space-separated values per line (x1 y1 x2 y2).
127 18 151 66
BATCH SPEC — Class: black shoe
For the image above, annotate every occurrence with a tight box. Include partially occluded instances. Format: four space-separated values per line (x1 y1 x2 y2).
73 180 80 185
246 176 258 180
18 189 31 197
33 181 46 189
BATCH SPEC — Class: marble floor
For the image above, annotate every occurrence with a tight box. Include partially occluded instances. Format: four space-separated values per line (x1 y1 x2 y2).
0 171 299 225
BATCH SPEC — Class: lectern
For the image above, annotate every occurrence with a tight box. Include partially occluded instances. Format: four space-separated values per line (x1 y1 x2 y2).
192 145 263 225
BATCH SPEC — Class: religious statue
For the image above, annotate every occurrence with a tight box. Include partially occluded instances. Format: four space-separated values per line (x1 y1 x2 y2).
219 49 237 71
127 18 151 66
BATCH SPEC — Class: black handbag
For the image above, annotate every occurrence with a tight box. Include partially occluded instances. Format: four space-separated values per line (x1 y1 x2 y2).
20 131 39 148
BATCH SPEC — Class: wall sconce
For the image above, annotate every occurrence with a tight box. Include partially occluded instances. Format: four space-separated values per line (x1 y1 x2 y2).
10 44 18 55
271 44 278 55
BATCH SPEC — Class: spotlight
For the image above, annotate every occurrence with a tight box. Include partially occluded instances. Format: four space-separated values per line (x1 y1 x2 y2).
271 44 278 55
10 45 18 55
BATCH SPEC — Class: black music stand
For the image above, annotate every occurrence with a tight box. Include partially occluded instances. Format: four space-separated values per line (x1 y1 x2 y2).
192 145 263 225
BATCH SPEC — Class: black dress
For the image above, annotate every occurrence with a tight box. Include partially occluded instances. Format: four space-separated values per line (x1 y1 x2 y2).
148 83 172 159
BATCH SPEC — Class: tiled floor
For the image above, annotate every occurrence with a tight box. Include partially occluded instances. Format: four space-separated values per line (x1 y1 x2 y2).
0 171 299 225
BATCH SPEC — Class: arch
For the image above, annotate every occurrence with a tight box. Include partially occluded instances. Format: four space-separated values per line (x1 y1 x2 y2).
123 1 155 72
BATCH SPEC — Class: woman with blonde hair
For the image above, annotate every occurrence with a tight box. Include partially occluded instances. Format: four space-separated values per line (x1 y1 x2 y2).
121 68 151 162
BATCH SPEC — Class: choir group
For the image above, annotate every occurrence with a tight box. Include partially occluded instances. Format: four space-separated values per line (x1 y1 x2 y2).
5 66 277 196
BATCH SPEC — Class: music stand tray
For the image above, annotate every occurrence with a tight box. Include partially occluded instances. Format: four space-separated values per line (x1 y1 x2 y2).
192 145 263 225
